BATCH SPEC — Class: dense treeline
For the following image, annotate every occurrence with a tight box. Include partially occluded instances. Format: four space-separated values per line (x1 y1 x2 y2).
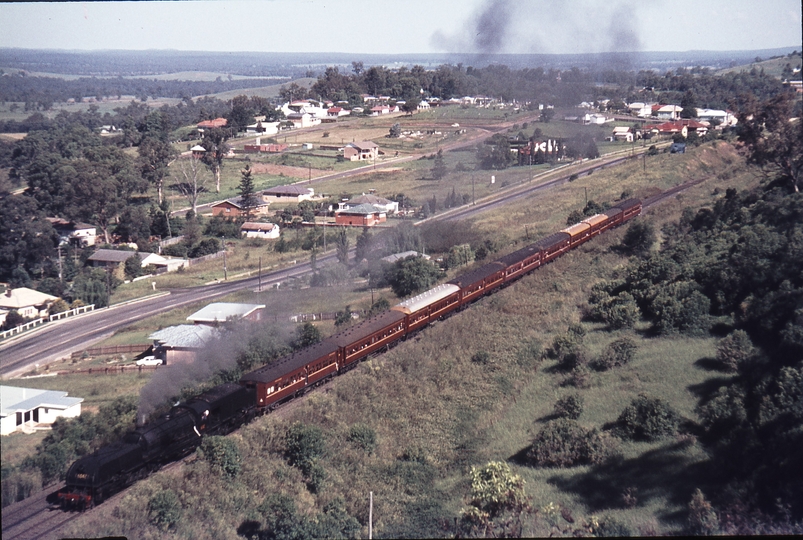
0 74 282 111
588 179 802 524
301 62 792 110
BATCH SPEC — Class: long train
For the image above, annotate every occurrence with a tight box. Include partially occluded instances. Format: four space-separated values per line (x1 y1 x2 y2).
58 198 642 509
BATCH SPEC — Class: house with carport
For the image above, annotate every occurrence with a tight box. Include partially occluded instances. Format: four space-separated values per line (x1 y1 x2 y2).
263 185 314 203
187 302 266 326
0 287 59 322
149 325 219 364
240 222 280 239
343 141 379 161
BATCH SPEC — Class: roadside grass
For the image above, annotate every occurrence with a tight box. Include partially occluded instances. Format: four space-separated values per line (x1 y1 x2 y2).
1 431 48 470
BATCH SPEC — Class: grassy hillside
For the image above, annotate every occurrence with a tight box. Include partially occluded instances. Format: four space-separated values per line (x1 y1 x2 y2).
716 51 802 78
55 139 771 538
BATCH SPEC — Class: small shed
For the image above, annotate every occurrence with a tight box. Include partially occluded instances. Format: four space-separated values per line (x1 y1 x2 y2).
149 325 219 364
187 302 266 326
241 222 280 239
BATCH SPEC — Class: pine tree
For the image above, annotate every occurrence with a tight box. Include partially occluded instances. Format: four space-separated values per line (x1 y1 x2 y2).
237 164 259 220
432 148 447 180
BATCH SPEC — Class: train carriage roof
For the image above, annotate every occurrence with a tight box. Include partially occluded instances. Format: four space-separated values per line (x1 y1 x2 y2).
241 339 340 384
562 222 591 237
448 261 506 288
602 206 623 218
583 214 608 227
616 198 642 212
329 310 407 347
391 284 461 314
533 231 570 251
496 244 542 267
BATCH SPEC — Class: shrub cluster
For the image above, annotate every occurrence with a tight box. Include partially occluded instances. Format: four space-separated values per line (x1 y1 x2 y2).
347 423 377 454
284 422 327 493
527 419 609 468
616 394 680 441
198 436 241 478
590 337 638 371
553 394 584 420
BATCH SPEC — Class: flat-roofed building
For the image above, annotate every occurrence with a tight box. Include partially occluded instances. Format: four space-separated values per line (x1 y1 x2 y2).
1 385 83 435
187 302 266 326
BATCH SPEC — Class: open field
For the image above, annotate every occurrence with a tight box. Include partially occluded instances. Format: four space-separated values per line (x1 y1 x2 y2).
57 139 764 538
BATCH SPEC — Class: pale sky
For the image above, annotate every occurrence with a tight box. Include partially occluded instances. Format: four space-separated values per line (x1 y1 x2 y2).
1 0 800 55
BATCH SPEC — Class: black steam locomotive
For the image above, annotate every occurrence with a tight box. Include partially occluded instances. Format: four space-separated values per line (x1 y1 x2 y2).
58 384 254 509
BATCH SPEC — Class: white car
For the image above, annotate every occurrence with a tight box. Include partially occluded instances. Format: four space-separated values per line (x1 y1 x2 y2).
136 356 163 366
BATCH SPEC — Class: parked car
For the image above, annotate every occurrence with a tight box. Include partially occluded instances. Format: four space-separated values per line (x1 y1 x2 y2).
136 356 163 366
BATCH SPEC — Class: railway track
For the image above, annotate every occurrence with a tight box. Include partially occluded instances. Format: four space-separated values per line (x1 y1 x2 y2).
1 485 77 540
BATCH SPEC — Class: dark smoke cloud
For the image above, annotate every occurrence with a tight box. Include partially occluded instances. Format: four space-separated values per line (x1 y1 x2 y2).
136 317 294 423
431 0 643 57
473 0 513 54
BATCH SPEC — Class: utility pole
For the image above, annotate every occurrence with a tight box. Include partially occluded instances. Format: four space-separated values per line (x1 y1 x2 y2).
584 187 588 207
258 256 262 292
222 238 228 280
369 491 373 540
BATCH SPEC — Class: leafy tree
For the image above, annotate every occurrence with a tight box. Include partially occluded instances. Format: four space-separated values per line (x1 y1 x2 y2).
527 419 607 467
175 155 211 215
188 238 220 258
716 330 756 372
460 461 529 537
123 254 143 280
284 422 325 473
386 255 441 297
71 267 118 308
385 221 424 255
737 93 802 192
591 337 638 371
236 164 260 220
431 148 447 180
479 134 513 170
198 436 241 478
401 96 421 114
687 488 720 536
616 394 680 441
388 122 401 138
367 297 390 317
137 136 176 204
0 195 59 282
334 305 352 327
354 226 373 262
293 322 321 349
335 227 349 266
148 489 182 530
200 127 230 193
446 244 474 270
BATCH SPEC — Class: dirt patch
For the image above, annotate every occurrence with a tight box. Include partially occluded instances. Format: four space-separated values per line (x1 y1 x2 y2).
248 162 328 179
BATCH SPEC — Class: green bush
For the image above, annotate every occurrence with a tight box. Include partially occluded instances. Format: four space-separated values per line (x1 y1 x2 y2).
198 436 241 477
591 337 638 371
617 394 680 441
188 237 220 258
471 350 491 364
148 489 182 530
716 330 756 372
554 394 584 420
593 514 633 537
285 422 325 469
348 423 377 454
619 220 656 257
527 419 608 468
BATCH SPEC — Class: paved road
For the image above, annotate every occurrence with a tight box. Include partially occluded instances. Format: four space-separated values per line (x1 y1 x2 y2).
0 252 337 378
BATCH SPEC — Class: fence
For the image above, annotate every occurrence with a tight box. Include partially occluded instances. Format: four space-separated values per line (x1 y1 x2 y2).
54 364 161 376
0 305 95 340
187 250 226 267
71 343 150 359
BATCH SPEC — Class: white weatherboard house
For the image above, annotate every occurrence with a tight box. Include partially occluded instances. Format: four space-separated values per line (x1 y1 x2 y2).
1 386 83 435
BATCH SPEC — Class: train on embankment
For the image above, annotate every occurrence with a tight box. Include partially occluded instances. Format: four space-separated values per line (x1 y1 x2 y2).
58 198 642 509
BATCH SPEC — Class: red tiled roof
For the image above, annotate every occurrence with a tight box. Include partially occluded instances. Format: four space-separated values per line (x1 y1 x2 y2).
197 118 228 129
